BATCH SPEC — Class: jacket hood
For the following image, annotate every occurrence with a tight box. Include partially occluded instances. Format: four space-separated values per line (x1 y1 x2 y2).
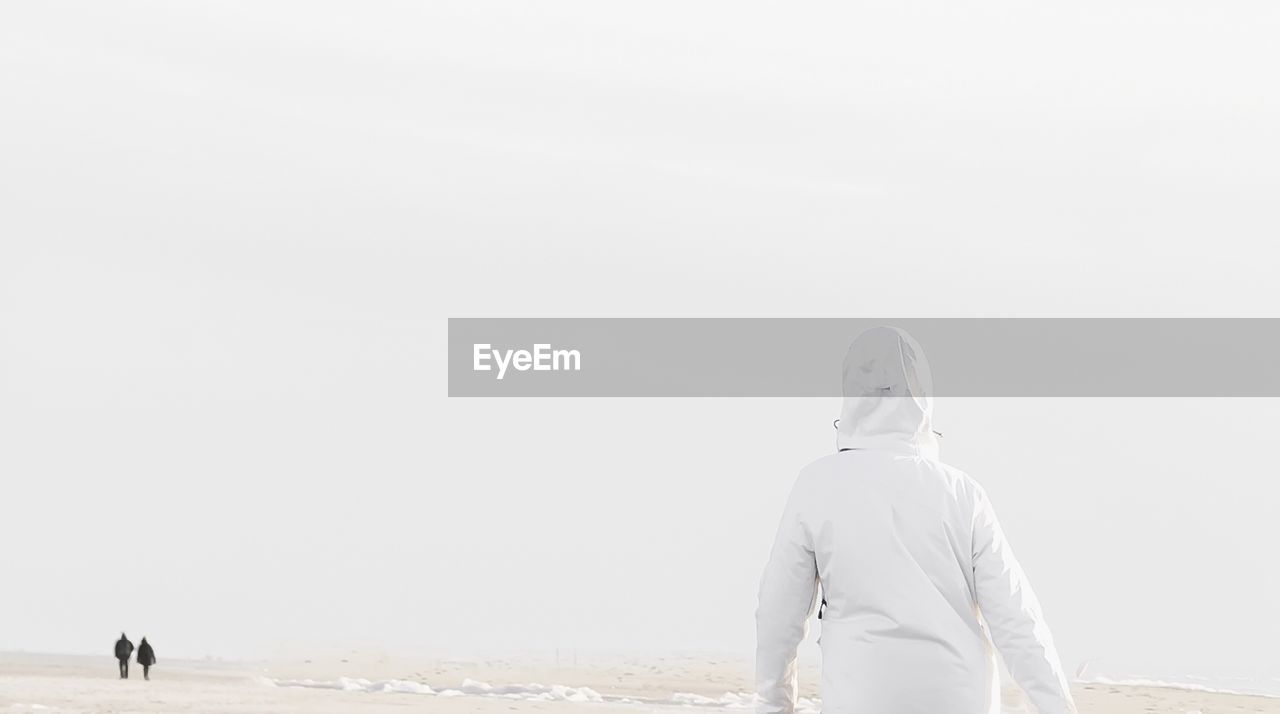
836 326 939 458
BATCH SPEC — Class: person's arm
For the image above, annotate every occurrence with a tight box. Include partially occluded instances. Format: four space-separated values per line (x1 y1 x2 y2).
755 476 819 714
971 484 1076 714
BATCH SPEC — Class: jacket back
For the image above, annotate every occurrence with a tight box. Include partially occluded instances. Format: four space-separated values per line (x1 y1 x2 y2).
755 327 1074 714
799 448 996 713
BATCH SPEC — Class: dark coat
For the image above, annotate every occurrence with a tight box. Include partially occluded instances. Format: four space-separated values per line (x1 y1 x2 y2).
114 635 133 661
137 640 156 666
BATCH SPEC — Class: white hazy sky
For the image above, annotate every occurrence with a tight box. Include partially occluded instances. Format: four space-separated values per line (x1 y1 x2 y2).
2 0 1278 681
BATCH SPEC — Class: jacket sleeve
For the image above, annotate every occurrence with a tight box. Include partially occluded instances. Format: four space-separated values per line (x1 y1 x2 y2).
755 476 819 714
971 484 1076 714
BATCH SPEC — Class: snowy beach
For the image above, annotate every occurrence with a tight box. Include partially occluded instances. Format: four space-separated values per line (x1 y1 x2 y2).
2 651 1278 714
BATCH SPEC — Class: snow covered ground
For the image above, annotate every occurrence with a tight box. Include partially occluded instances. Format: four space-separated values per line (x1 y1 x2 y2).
1 651 1277 713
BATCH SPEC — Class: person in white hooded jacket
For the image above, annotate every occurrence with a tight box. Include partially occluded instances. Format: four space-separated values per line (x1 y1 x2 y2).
756 327 1076 714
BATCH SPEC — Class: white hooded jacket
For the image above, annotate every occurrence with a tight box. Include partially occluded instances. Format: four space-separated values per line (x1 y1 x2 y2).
756 327 1075 714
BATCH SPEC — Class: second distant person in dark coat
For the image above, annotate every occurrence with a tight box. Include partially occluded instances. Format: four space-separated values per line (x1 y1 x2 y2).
114 633 134 679
136 637 156 680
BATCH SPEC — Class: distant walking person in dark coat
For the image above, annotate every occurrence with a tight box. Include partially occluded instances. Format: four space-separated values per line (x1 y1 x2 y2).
114 633 134 679
136 637 156 680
